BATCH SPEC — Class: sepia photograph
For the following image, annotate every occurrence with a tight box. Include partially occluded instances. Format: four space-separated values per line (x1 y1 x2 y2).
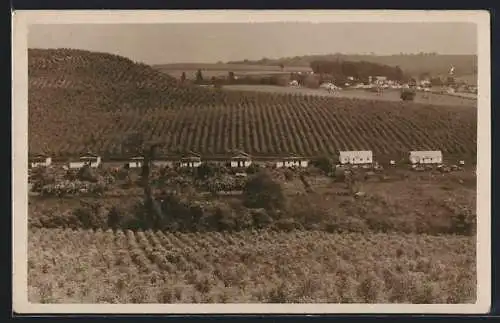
12 10 490 314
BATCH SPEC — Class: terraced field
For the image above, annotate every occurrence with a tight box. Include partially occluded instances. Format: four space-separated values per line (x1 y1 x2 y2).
29 48 477 160
28 228 475 304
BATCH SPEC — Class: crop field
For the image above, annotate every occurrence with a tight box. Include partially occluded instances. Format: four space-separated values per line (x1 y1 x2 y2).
222 85 477 108
28 229 475 304
27 48 478 305
29 50 477 159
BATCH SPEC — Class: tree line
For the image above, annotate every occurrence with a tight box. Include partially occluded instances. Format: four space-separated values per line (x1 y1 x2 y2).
309 60 406 83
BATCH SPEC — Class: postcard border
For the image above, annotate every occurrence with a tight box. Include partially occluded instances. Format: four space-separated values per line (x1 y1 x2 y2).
12 9 491 314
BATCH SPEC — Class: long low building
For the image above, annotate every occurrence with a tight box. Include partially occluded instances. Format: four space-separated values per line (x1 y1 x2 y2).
69 154 102 169
409 151 443 164
276 155 309 168
338 151 373 165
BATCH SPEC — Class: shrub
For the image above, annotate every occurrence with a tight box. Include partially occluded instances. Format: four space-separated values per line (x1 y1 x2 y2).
401 90 416 101
74 202 110 229
311 156 333 175
450 207 476 235
243 170 285 211
77 165 98 182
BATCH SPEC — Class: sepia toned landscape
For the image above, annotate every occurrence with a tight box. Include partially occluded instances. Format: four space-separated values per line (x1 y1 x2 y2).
26 21 478 305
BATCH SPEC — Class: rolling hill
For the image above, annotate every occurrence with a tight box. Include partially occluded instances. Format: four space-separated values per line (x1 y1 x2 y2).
28 48 477 160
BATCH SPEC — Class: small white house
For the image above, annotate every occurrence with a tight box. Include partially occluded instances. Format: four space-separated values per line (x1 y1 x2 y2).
276 156 309 168
339 151 373 165
180 152 202 168
409 151 443 164
230 151 252 168
128 156 144 168
29 155 52 168
69 154 102 169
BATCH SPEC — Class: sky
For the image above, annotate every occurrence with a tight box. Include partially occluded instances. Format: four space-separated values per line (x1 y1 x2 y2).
28 22 477 64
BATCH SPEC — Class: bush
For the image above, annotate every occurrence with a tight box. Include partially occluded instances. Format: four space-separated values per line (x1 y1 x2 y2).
246 163 260 175
311 156 333 174
250 208 273 228
39 180 108 197
77 165 98 182
74 202 110 229
196 162 222 180
283 169 294 181
243 170 285 211
450 207 476 235
401 90 416 101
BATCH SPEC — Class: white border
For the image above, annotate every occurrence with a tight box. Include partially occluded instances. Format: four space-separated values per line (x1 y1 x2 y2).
12 10 491 314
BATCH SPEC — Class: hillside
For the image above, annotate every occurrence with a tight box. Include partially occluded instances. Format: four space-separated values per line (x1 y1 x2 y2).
28 48 477 159
227 54 477 80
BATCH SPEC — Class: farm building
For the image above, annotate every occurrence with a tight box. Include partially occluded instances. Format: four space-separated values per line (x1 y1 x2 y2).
230 151 252 168
339 151 373 165
29 155 52 168
69 153 102 169
128 156 144 169
180 151 202 168
276 155 309 168
409 151 443 164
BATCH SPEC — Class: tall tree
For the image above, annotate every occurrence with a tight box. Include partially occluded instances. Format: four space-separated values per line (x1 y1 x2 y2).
196 69 204 83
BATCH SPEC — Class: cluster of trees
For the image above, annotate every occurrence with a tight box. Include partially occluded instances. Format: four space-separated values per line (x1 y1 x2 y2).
309 60 405 83
187 69 291 87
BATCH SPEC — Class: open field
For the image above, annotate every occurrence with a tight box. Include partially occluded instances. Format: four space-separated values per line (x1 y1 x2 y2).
223 85 477 108
28 229 475 304
29 49 477 160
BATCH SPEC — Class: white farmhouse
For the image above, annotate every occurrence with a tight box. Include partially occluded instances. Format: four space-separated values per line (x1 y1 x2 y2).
339 151 373 165
276 155 309 168
409 151 443 164
69 153 102 169
180 151 202 168
128 156 144 168
29 155 52 168
230 151 252 168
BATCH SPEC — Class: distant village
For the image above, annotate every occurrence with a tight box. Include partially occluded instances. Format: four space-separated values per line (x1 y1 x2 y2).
291 71 477 96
